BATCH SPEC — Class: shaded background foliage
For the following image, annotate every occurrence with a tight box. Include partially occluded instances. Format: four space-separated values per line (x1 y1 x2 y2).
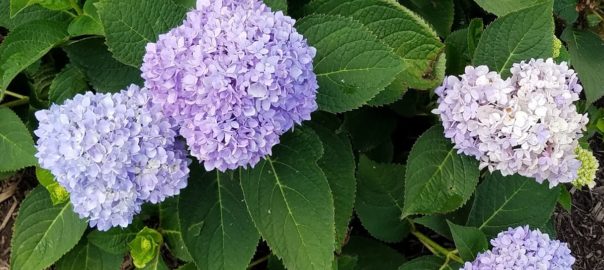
0 0 604 269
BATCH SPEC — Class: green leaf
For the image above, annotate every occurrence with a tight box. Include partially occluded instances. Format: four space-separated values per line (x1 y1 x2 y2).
159 196 192 262
10 187 88 270
264 0 287 12
129 227 163 269
343 107 397 152
398 255 461 270
55 239 123 270
447 221 488 261
473 0 550 16
88 220 143 254
539 218 557 237
558 186 572 212
398 0 454 37
402 126 479 217
337 255 358 270
240 127 335 270
49 64 88 105
554 0 578 24
0 20 68 91
307 0 445 91
413 215 453 239
37 0 71 10
0 107 37 172
309 122 356 251
562 28 604 104
179 168 259 270
445 28 471 75
10 0 58 16
355 156 409 242
466 172 561 237
95 0 186 67
175 263 197 270
472 2 554 77
35 167 69 205
294 14 403 113
0 0 71 30
64 38 143 92
140 254 169 270
467 18 484 57
341 236 405 270
68 0 104 36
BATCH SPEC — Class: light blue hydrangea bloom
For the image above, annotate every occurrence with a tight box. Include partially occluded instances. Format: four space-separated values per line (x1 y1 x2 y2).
34 85 190 230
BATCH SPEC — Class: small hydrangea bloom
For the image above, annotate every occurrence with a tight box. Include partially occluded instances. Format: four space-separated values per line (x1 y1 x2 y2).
462 226 575 270
34 85 190 230
433 59 588 187
573 146 599 189
141 0 318 171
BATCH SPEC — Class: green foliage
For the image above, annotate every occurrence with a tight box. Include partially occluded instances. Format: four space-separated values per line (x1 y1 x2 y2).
562 28 604 104
402 126 479 217
0 20 68 92
466 172 561 237
64 38 143 92
447 221 488 261
295 14 403 112
49 64 88 105
87 220 143 254
10 0 71 17
398 256 462 270
129 227 163 269
0 107 37 172
35 167 69 205
473 2 554 77
55 239 123 270
95 0 187 67
341 236 406 270
554 0 578 24
179 168 259 270
11 187 87 270
355 156 409 242
240 128 335 270
265 0 287 12
68 0 104 36
474 0 550 16
159 196 192 262
399 0 454 37
0 0 71 30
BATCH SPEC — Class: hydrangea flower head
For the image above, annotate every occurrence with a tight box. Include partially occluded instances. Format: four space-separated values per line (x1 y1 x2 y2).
573 146 599 189
462 226 575 270
433 59 588 187
141 0 318 171
34 85 191 230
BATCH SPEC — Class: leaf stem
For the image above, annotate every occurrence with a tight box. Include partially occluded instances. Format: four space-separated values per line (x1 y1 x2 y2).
5 90 26 100
411 229 464 264
70 0 83 16
247 254 271 269
1 97 30 108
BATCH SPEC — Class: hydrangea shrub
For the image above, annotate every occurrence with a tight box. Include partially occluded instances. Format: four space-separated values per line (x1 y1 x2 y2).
1 0 601 269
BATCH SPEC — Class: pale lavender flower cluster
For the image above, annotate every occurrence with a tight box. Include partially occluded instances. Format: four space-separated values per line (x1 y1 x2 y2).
433 59 588 187
141 0 318 171
34 85 190 230
462 226 575 270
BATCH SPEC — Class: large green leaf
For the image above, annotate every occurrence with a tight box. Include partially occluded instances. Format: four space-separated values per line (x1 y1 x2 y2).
159 196 192 262
554 0 578 24
0 107 37 172
11 187 88 270
310 122 356 251
68 0 104 37
95 0 186 67
342 236 405 270
179 168 259 270
87 220 143 255
562 28 604 104
294 15 403 113
402 126 479 217
355 156 409 242
0 0 71 30
0 20 68 92
447 221 488 261
473 0 550 16
48 64 88 105
472 2 554 77
399 0 454 37
466 172 560 237
10 0 71 17
55 239 123 270
264 0 287 12
397 256 461 270
445 28 471 75
240 127 335 270
307 0 445 94
64 38 143 93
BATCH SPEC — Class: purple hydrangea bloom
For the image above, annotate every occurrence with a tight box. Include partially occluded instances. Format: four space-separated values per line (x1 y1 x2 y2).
141 0 318 171
433 59 588 187
462 226 575 270
34 85 191 230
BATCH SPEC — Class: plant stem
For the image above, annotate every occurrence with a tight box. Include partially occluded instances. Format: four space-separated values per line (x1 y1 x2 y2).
5 90 26 99
411 230 464 264
247 254 271 269
70 0 83 16
1 97 30 108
